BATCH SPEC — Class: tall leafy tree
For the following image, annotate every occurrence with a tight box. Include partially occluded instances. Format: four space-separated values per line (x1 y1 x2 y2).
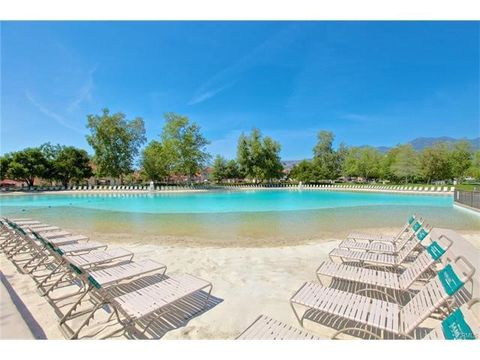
224 159 242 180
449 140 473 181
420 143 452 183
357 147 382 180
390 144 419 183
335 142 349 178
236 128 283 182
466 150 480 180
342 147 362 177
262 136 284 180
3 148 50 186
210 155 228 183
39 142 71 183
0 154 12 180
140 140 174 182
313 131 337 179
160 113 210 181
244 128 264 181
289 160 316 182
86 108 146 183
237 132 254 179
379 146 399 181
51 146 93 187
343 147 382 180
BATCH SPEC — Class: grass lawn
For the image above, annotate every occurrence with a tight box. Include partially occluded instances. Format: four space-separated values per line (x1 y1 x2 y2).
455 184 480 191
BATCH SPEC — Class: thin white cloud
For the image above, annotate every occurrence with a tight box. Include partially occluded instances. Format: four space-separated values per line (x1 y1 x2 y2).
207 130 244 160
188 81 236 106
188 25 300 106
338 113 375 123
67 66 97 112
25 91 85 134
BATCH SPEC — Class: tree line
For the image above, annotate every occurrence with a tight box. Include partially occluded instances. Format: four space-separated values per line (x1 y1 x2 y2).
0 144 93 187
288 132 479 184
0 109 213 186
1 108 479 187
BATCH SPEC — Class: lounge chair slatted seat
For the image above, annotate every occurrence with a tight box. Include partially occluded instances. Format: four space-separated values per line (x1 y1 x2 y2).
346 215 419 244
318 236 452 291
67 248 133 270
56 242 107 255
25 226 60 233
340 239 396 253
39 230 72 239
330 236 420 266
112 273 211 319
57 259 168 334
347 233 396 243
87 259 166 288
9 218 33 222
237 315 320 340
48 235 89 247
36 247 135 297
62 273 213 339
12 220 41 226
340 222 424 254
291 257 475 338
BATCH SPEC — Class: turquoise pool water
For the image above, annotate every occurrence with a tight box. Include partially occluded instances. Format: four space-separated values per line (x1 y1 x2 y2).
1 190 477 246
0 190 453 214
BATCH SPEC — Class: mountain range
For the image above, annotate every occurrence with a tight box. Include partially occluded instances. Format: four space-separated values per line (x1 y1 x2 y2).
370 136 479 153
282 136 480 169
403 136 479 152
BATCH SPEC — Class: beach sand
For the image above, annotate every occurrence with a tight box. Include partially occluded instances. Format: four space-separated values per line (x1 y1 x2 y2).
1 229 479 340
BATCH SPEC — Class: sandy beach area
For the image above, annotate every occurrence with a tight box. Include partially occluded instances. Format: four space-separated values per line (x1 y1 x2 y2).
1 228 479 340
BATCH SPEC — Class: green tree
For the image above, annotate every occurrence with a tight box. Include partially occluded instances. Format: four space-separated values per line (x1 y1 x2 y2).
289 160 315 182
141 140 174 182
224 159 242 180
342 147 361 177
236 128 283 182
335 142 349 178
39 142 63 162
237 133 253 179
86 108 146 183
38 142 71 183
0 154 12 180
313 131 337 179
420 143 452 183
390 144 419 183
358 147 382 180
262 136 284 180
3 148 50 186
51 146 93 187
465 150 480 180
449 140 473 181
210 155 228 183
342 147 382 180
238 128 264 181
161 113 210 181
379 147 399 181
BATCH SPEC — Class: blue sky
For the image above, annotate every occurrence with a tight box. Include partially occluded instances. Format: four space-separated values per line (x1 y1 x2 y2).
1 21 478 160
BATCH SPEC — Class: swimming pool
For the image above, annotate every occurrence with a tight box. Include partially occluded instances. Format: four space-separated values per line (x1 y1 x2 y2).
0 189 453 214
1 190 477 246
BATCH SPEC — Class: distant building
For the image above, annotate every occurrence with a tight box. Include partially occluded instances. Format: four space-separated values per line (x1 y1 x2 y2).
0 179 26 188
